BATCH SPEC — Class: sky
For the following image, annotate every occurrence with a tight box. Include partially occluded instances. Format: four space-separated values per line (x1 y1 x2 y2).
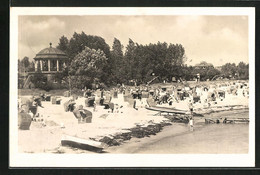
18 15 248 66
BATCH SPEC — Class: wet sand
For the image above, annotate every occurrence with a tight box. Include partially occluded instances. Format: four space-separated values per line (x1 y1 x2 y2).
106 110 249 154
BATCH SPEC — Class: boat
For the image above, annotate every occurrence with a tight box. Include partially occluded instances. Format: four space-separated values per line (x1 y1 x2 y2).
145 105 204 117
223 118 249 124
145 106 189 115
61 135 106 153
205 118 249 124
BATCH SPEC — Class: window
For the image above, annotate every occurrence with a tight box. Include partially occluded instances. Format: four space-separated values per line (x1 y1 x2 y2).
51 60 57 71
59 60 63 71
42 60 48 71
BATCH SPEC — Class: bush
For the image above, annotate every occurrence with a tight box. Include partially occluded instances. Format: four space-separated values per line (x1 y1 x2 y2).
44 83 53 92
31 73 48 89
71 88 83 97
30 73 54 91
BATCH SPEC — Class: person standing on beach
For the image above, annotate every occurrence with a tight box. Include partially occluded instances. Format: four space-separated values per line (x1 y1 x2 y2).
189 116 194 131
188 100 194 131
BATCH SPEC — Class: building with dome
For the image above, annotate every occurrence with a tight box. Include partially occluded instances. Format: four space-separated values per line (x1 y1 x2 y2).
194 61 214 70
23 43 68 88
33 43 68 81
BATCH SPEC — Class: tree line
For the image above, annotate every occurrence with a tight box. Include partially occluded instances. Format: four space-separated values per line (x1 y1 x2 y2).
18 31 249 89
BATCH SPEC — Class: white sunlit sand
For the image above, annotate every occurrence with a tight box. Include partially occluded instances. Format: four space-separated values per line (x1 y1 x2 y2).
18 83 249 154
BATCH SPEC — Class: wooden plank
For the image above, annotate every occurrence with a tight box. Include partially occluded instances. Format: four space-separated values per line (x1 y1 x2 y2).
146 106 189 115
61 135 106 153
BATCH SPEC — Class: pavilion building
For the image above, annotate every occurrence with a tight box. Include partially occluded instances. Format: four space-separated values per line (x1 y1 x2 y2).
33 42 68 82
23 43 68 88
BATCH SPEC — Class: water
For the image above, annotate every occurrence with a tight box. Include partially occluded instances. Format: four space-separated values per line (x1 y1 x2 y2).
106 109 249 154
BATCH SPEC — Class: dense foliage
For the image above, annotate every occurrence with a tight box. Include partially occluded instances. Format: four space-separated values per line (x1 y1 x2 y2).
21 32 249 90
18 56 35 73
221 62 249 80
55 32 249 88
30 73 52 91
69 46 108 89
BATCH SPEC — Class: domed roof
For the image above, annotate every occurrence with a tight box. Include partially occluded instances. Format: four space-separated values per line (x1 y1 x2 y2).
34 43 68 60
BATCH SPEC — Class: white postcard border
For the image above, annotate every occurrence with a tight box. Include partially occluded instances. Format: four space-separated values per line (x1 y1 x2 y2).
10 7 255 167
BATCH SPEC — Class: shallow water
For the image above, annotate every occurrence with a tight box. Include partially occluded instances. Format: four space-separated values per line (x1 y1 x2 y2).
106 109 249 154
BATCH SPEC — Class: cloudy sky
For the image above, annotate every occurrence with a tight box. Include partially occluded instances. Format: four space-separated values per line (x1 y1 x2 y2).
18 15 248 66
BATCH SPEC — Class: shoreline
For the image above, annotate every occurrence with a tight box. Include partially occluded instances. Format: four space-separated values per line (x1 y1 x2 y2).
105 109 249 154
18 101 249 153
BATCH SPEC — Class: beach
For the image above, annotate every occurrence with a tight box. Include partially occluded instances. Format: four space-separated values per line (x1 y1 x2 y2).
17 80 250 154
18 99 249 154
106 109 249 154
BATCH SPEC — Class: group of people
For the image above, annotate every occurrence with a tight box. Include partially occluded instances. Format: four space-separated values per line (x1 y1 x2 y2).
129 81 249 107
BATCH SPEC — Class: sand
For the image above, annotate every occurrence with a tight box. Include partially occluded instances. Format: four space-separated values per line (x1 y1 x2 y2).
106 110 249 154
17 88 249 153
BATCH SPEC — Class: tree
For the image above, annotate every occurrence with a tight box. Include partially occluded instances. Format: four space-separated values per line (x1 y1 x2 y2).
237 62 249 79
206 68 221 80
57 32 112 86
166 44 186 67
28 61 35 72
221 63 237 78
58 32 111 64
21 56 30 68
18 56 35 73
57 35 69 54
18 57 30 72
69 46 108 89
124 38 137 82
57 33 191 86
30 73 50 90
110 38 125 84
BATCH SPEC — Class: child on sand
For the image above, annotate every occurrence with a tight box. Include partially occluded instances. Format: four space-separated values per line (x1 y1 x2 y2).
189 116 194 131
188 100 194 131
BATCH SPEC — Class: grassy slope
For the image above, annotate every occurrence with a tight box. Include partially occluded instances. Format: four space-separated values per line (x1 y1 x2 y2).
18 89 69 96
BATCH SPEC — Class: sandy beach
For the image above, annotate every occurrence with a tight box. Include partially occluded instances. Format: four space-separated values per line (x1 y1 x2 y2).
18 91 249 154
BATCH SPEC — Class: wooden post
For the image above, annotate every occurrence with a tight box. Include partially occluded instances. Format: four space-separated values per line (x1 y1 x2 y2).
34 61 37 71
57 60 59 71
40 60 43 71
48 59 50 71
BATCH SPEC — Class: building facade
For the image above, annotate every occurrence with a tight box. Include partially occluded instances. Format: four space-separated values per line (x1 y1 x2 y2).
23 43 68 88
33 43 68 82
